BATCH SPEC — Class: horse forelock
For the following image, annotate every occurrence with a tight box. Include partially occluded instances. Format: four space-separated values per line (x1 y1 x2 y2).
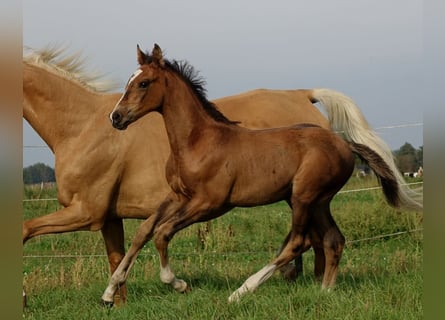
23 45 117 93
141 51 238 125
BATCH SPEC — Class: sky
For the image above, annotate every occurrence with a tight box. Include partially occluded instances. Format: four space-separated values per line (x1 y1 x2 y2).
23 0 425 167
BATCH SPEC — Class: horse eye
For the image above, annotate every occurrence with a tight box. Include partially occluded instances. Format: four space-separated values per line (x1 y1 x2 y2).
139 81 149 89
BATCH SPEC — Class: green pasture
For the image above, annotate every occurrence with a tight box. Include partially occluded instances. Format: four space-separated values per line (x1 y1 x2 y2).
23 176 423 319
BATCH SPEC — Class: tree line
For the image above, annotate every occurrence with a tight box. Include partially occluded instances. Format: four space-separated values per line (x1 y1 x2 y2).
23 162 55 185
393 142 423 174
22 142 423 185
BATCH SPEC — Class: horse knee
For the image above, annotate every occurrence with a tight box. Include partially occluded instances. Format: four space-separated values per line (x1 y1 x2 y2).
154 226 173 253
107 252 124 271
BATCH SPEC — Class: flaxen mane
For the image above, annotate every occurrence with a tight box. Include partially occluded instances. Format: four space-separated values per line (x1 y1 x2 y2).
23 45 117 93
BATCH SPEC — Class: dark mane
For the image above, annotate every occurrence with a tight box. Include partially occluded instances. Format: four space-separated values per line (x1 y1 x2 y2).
144 52 238 125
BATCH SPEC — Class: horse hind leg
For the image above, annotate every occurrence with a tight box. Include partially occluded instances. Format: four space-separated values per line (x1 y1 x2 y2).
101 218 127 305
307 226 326 280
311 202 345 289
235 201 344 301
277 230 305 281
279 213 333 283
277 200 326 282
277 200 305 281
229 199 312 302
321 227 345 289
229 230 312 302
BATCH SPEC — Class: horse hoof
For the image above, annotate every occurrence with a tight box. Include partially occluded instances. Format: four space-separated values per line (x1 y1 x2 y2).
101 299 114 308
173 279 189 293
228 291 241 303
320 283 334 293
182 285 191 294
23 292 27 309
279 264 298 282
112 294 126 306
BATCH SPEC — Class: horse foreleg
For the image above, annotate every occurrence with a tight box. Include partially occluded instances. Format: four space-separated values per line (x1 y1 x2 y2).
153 196 225 294
101 218 127 305
23 202 103 243
153 221 189 293
23 202 106 306
101 214 157 305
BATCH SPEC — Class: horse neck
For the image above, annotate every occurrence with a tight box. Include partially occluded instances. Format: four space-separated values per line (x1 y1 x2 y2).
162 73 216 155
23 63 102 150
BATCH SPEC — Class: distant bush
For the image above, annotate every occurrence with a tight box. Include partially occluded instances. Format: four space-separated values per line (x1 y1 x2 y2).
394 142 423 173
23 163 55 185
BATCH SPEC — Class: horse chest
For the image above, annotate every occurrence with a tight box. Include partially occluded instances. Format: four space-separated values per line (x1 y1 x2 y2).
165 157 193 198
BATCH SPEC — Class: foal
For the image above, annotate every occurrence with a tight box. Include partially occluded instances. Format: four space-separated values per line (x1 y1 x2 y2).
102 44 421 303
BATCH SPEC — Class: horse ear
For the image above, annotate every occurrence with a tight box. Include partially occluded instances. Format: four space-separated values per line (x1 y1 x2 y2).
152 43 165 67
137 44 147 65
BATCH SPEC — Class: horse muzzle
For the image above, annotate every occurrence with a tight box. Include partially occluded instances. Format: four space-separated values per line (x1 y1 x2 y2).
110 110 130 130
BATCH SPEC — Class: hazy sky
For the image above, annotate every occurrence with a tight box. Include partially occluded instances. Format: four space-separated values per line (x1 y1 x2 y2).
23 0 424 167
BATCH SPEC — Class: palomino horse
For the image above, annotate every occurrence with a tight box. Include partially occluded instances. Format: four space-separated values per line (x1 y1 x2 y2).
103 44 422 304
23 46 335 303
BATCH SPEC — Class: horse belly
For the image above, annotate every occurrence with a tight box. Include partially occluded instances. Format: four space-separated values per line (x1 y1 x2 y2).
229 166 293 206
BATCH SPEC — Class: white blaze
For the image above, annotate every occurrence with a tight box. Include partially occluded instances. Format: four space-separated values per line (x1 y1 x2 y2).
127 69 143 87
109 68 143 122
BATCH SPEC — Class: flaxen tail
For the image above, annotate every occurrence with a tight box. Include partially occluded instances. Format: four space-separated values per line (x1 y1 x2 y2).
309 88 422 211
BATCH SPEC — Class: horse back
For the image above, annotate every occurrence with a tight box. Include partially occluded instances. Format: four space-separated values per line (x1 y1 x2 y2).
213 89 329 130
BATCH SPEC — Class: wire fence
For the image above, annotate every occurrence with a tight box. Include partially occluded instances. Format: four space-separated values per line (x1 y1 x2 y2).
23 122 423 149
22 227 423 260
22 181 424 203
23 121 423 259
23 181 423 260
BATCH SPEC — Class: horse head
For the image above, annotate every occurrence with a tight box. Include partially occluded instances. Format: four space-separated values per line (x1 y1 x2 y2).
110 44 166 130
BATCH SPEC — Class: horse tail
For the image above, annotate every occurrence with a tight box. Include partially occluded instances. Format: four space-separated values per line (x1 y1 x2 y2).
349 142 400 208
309 88 422 211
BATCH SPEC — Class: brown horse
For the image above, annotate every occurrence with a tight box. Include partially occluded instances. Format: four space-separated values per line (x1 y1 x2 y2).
23 46 333 303
103 44 422 303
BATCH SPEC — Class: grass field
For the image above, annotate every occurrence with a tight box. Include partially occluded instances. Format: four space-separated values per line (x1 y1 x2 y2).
23 176 423 319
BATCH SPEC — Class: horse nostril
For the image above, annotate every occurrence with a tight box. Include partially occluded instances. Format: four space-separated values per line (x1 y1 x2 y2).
112 112 122 122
